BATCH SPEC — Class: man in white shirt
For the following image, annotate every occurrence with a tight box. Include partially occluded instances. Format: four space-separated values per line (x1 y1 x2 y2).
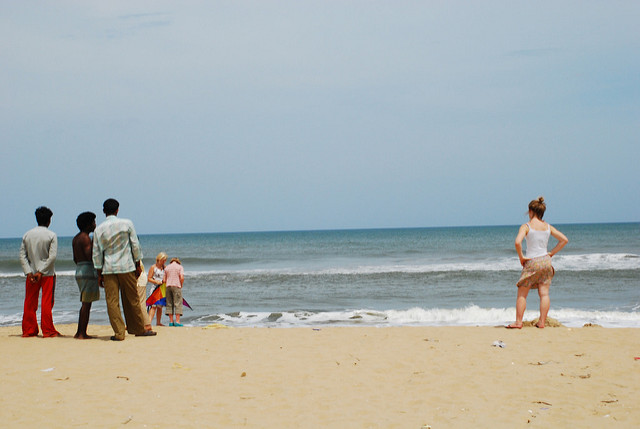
19 206 60 338
93 198 156 341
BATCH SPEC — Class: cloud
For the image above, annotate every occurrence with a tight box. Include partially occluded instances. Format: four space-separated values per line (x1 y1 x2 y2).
103 13 171 38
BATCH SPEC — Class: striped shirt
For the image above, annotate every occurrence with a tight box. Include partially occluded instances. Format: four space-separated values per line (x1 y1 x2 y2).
92 215 143 274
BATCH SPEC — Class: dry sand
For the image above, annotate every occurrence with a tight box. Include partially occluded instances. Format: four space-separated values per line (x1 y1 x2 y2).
1 324 639 428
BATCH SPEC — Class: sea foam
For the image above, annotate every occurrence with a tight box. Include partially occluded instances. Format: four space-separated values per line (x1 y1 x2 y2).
190 305 640 329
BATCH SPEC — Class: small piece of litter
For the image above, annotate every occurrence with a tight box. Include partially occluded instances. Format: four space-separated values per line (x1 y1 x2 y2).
492 340 506 348
203 323 230 329
41 367 54 372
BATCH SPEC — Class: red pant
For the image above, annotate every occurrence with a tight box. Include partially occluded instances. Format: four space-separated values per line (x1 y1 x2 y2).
22 275 60 337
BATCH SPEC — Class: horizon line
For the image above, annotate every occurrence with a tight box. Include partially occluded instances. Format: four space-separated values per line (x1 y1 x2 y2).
2 220 636 241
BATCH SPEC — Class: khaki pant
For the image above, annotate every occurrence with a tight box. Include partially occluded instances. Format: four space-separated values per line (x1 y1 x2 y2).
103 272 146 339
137 285 151 327
165 286 183 316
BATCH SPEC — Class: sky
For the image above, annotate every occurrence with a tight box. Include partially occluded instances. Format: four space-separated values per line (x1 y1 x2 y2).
1 1 638 238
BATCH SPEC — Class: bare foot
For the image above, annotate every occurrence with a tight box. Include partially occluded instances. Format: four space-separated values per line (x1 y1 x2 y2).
75 334 96 339
157 323 165 327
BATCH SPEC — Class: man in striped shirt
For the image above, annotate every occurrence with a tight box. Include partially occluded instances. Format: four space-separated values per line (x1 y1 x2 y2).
92 198 156 341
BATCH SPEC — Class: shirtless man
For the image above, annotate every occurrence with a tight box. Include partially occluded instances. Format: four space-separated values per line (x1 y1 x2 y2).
72 212 99 339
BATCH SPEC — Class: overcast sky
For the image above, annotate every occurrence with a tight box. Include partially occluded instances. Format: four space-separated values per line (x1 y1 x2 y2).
1 1 638 238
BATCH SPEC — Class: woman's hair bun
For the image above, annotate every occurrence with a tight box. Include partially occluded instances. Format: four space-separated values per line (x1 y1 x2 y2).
528 196 547 218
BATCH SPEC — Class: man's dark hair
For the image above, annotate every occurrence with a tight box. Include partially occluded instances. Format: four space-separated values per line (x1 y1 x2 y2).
76 211 96 231
103 198 119 215
35 206 53 226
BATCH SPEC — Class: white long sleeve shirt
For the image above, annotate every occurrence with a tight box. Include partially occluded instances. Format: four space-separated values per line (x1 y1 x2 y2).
19 226 57 276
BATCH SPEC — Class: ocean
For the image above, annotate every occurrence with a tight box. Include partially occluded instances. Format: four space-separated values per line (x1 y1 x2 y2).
1 223 638 328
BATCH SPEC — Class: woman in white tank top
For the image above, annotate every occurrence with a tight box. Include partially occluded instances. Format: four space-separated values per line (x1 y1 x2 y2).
147 252 168 326
507 197 569 329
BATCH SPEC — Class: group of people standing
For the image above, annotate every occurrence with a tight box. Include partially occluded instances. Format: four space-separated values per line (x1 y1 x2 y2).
19 198 186 341
19 196 568 336
147 252 186 327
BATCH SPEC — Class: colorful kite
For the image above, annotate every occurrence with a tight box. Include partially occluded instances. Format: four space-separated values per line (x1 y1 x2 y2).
146 284 193 310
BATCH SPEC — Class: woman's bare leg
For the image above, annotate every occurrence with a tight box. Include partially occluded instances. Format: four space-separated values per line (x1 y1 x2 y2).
515 286 530 326
537 283 550 327
508 286 530 328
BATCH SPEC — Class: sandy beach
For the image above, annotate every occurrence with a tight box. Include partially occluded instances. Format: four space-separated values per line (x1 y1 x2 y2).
2 324 638 428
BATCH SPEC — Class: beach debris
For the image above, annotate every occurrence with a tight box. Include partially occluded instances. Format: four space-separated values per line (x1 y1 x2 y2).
241 372 247 377
172 363 190 371
203 323 230 329
575 353 585 357
420 425 432 429
122 416 133 424
529 361 558 366
117 376 130 380
41 367 54 372
583 323 602 327
601 399 618 404
312 328 321 331
634 357 640 361
492 340 506 348
561 372 591 379
55 377 70 381
533 401 552 406
523 317 563 328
